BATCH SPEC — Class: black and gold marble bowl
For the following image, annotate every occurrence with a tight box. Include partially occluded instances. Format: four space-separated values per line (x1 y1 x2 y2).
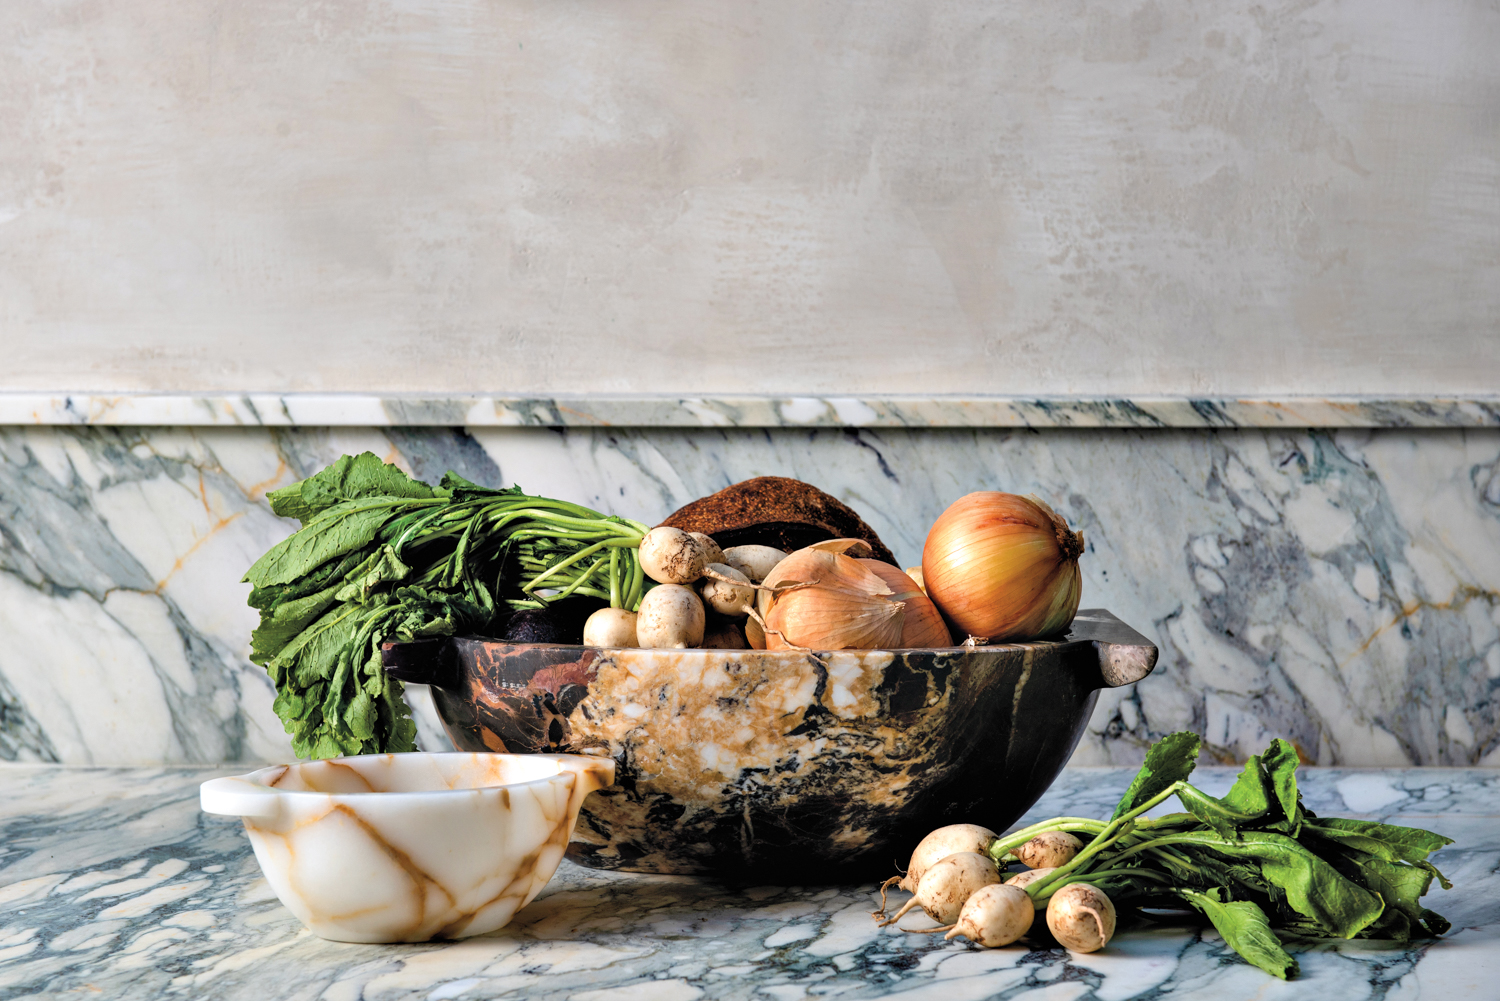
382 609 1156 881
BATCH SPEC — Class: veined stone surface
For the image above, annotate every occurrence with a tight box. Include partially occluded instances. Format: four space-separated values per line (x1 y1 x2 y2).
3 393 1499 428
0 764 1494 999
0 424 1496 767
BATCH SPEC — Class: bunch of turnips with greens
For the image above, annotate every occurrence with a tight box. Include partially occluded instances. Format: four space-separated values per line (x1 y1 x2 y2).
244 457 1094 757
243 454 655 758
873 732 1454 980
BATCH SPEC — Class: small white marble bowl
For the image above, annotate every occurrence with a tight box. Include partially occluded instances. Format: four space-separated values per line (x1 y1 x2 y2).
200 751 614 943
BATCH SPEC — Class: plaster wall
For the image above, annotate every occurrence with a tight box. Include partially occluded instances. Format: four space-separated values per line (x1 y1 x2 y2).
3 0 1497 396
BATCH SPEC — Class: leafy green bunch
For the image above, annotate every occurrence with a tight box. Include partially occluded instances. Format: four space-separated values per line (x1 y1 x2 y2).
243 453 650 759
991 732 1452 978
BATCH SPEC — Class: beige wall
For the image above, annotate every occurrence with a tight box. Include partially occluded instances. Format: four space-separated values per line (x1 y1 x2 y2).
2 1 1497 396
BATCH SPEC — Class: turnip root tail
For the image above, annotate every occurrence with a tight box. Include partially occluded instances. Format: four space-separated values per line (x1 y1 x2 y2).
872 875 902 918
1081 906 1107 943
904 923 957 935
878 897 921 927
701 567 790 593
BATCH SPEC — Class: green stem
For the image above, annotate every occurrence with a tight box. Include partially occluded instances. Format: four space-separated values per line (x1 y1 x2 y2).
498 509 646 536
609 545 621 608
1016 780 1200 900
547 557 607 601
1030 866 1176 902
989 819 1108 862
1026 821 1139 898
523 541 610 592
1082 831 1214 870
625 549 645 611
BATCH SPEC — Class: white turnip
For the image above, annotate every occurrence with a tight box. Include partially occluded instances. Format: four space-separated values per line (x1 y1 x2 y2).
582 607 637 648
1045 882 1116 953
722 545 788 585
1016 832 1082 869
689 532 725 567
635 584 706 648
1003 866 1055 889
943 883 1034 947
639 528 707 585
881 851 1001 927
875 823 998 916
700 563 754 617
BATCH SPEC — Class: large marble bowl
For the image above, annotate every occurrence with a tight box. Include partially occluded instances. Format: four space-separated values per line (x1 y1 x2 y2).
382 609 1156 881
199 752 614 942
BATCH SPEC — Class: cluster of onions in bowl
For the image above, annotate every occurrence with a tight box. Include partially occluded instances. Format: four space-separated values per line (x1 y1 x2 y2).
760 491 1087 649
583 491 1086 651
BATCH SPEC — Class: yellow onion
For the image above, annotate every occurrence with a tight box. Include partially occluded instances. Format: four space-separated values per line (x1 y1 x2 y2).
763 542 904 650
922 492 1084 641
756 538 872 620
860 560 953 648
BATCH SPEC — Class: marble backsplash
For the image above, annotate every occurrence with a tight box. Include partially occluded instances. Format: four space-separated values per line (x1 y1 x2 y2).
0 423 1496 768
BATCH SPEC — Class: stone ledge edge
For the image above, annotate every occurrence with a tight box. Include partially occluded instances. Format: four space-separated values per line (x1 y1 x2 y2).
2 394 1497 429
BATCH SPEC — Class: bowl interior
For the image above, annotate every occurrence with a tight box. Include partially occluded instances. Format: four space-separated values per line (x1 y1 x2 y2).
254 752 565 794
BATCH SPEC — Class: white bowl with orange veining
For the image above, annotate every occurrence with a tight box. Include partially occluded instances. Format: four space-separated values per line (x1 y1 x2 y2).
200 751 614 943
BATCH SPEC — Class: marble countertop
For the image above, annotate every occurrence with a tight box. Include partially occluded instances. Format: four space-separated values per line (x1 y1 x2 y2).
1 765 1496 1000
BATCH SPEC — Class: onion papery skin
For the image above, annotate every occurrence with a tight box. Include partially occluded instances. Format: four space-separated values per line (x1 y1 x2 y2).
859 560 954 648
763 548 905 650
922 492 1084 642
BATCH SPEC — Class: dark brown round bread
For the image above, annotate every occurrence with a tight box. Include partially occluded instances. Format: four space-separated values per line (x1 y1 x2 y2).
658 476 898 566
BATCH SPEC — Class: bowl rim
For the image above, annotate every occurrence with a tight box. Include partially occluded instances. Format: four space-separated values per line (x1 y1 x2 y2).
251 750 582 796
448 640 1052 653
201 751 598 816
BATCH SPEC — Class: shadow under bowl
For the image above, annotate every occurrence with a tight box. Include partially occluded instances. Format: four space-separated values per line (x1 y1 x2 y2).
382 608 1156 882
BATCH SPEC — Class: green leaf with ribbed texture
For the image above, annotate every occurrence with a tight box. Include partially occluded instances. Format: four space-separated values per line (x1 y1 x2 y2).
1110 730 1201 821
1161 831 1386 938
333 545 412 602
246 501 412 588
247 548 368 611
268 452 440 524
1178 781 1270 840
1222 754 1272 817
1303 819 1453 867
1177 888 1299 979
1305 837 1451 937
1261 738 1304 834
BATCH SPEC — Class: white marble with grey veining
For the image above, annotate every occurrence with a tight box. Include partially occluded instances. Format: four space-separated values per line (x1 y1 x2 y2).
4 394 1500 429
0 424 1497 768
0 764 1493 1000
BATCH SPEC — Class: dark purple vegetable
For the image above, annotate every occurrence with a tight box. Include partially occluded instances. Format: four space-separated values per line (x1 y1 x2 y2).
502 609 572 644
500 598 603 644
